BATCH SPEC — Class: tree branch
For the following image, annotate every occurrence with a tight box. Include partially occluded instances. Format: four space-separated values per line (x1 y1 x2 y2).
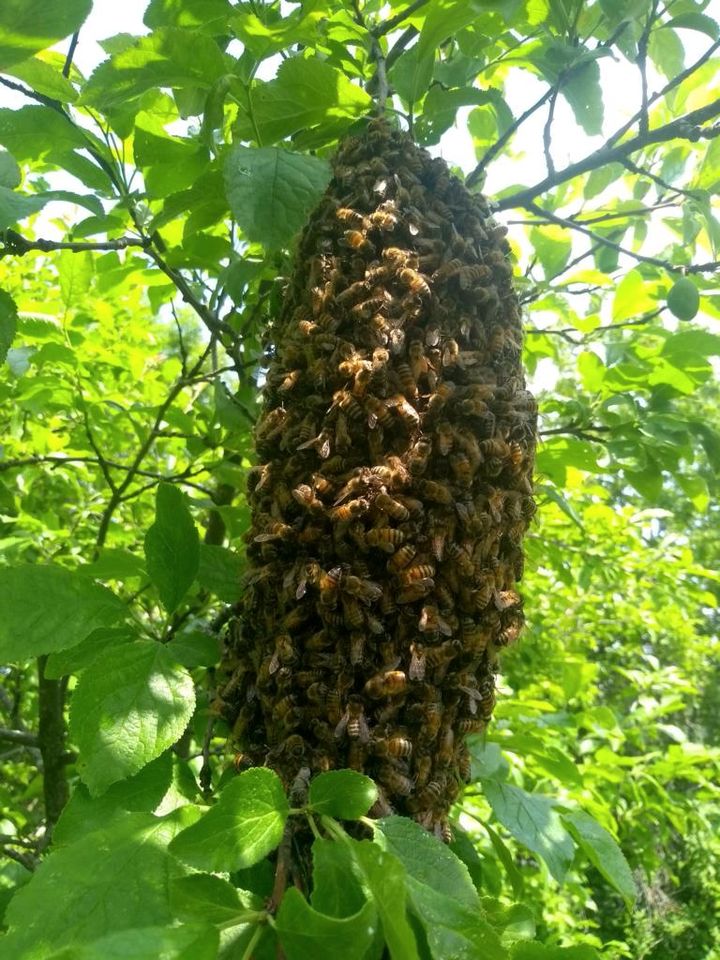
37 656 69 843
0 727 38 747
523 200 720 273
62 32 81 79
1 230 150 256
496 96 720 210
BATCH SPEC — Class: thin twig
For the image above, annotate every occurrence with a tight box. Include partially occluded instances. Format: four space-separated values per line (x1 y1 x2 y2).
523 200 720 273
1 231 150 257
605 37 720 149
496 96 720 210
373 0 430 37
62 32 81 79
543 89 558 176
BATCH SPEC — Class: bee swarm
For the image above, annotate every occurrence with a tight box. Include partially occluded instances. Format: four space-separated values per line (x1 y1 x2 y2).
218 120 537 838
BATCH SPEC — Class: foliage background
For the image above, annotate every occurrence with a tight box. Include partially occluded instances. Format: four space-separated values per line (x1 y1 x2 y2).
0 0 719 957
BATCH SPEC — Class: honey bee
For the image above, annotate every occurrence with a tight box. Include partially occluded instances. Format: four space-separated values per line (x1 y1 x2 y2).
408 642 426 681
407 437 432 476
374 492 410 521
373 735 412 758
370 456 410 490
339 357 373 397
386 543 417 573
369 207 398 231
344 575 383 603
426 382 455 418
291 484 324 514
382 246 415 267
348 630 366 666
395 360 418 398
434 421 454 455
397 577 434 603
419 480 454 505
342 595 364 629
387 394 420 428
337 207 369 229
364 669 407 699
343 229 374 254
402 562 436 584
274 694 298 730
420 778 445 806
457 717 487 734
253 521 294 543
379 764 414 796
449 452 473 487
369 785 394 818
364 527 404 552
419 603 453 637
364 393 393 427
458 264 492 289
330 498 369 522
456 746 472 784
319 566 343 607
269 634 297 674
335 695 370 743
332 388 365 421
426 640 461 672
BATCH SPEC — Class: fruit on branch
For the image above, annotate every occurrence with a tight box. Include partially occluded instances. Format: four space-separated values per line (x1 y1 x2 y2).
217 119 537 838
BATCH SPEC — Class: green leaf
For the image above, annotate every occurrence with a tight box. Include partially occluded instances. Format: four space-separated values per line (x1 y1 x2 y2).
145 0 234 32
0 149 20 188
224 146 331 250
233 56 371 145
5 55 78 102
375 816 479 909
374 817 504 959
44 625 136 679
308 770 377 819
511 944 600 959
170 874 263 925
529 225 572 278
561 59 604 135
0 105 88 160
69 640 195 796
81 28 227 109
666 12 719 39
562 811 637 904
0 564 126 661
144 482 200 614
54 753 174 844
0 184 47 229
408 881 508 960
166 628 222 668
0 0 91 71
197 543 243 602
47 925 219 960
58 248 93 307
2 812 186 958
0 286 18 362
276 887 379 960
401 0 483 106
133 126 209 198
666 276 700 321
482 781 575 882
612 269 658 321
170 767 289 872
351 840 420 960
311 839 369 918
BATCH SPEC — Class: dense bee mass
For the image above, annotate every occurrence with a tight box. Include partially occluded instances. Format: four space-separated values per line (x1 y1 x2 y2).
218 119 537 838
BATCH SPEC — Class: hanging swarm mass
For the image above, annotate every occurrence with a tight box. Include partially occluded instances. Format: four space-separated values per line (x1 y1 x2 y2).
218 119 537 837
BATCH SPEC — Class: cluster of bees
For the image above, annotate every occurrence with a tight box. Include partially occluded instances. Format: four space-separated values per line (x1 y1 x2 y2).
218 119 537 838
